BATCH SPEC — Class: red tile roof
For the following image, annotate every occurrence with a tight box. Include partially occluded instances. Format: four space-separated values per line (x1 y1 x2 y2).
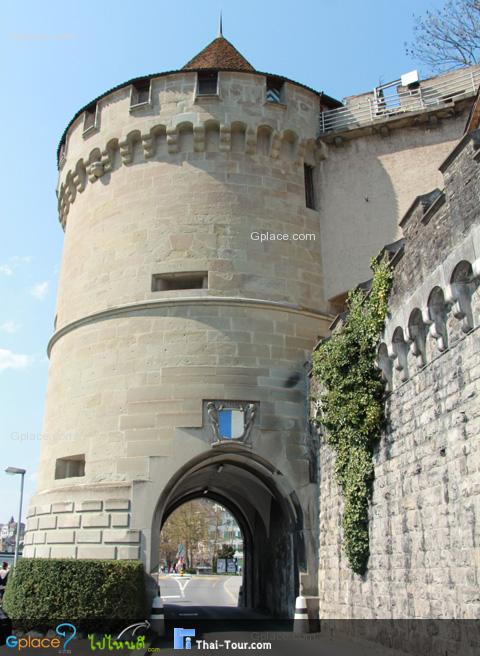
183 37 255 72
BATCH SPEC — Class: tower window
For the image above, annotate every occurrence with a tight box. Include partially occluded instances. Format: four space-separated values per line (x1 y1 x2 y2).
55 455 85 480
304 164 316 209
197 71 218 96
83 104 97 133
131 79 151 106
266 77 284 103
152 272 208 292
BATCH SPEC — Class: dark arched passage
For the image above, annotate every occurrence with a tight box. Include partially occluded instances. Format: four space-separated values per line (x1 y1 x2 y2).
150 445 304 617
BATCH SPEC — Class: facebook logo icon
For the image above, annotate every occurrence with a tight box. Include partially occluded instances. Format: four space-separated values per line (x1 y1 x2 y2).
174 627 196 649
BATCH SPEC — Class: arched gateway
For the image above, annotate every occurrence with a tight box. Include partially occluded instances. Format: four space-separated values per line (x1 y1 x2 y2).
23 33 334 617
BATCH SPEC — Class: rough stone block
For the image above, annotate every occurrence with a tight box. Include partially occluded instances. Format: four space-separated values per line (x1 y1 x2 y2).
38 515 57 530
35 504 51 515
47 530 75 544
117 546 140 559
82 513 110 528
57 514 81 528
105 499 130 511
103 529 140 544
77 500 102 512
50 546 77 558
51 502 74 513
33 531 46 544
111 513 130 528
26 517 39 531
77 546 116 559
34 546 51 558
76 530 102 544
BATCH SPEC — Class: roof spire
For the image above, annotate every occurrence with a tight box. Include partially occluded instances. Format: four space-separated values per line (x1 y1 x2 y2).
218 11 223 38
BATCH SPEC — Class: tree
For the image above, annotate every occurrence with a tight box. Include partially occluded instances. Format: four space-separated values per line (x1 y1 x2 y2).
406 0 480 72
217 544 235 559
159 500 210 569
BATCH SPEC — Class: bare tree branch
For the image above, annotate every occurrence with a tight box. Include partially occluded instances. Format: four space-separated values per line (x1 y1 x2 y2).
406 0 480 73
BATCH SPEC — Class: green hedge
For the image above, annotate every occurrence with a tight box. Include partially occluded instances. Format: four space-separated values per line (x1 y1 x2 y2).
3 558 146 631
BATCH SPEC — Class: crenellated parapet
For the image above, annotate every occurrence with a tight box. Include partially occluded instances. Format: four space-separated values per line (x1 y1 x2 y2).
57 119 322 226
376 129 480 390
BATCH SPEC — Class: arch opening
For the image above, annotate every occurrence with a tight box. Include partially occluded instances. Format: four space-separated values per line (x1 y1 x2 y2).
150 449 302 618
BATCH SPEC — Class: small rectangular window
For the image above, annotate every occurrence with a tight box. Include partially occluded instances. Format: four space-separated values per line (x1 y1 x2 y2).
152 272 208 292
55 455 85 480
266 77 284 103
132 79 151 106
84 104 97 132
197 71 218 96
304 164 316 209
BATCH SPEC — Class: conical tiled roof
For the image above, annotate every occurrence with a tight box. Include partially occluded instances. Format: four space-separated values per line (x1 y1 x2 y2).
183 36 255 72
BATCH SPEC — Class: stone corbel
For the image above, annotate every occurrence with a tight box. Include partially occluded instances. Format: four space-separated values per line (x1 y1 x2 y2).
295 139 307 166
405 325 426 367
446 282 474 333
219 124 231 152
142 134 155 159
270 131 281 159
72 162 87 193
388 337 409 382
166 128 178 154
315 141 328 162
427 320 448 352
245 127 256 155
88 160 104 182
193 126 205 152
119 140 134 164
101 149 113 172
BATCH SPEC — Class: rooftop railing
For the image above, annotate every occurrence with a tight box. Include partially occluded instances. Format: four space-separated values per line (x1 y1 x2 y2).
319 67 480 135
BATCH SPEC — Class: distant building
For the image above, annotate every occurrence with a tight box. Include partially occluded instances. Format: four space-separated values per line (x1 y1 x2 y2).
0 516 25 553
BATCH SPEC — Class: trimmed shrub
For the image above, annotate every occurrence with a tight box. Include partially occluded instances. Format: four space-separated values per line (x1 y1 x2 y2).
3 559 146 632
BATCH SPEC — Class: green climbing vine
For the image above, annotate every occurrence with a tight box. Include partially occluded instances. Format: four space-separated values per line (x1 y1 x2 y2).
311 257 393 575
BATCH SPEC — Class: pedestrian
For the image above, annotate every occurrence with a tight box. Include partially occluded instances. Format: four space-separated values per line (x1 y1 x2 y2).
0 562 9 601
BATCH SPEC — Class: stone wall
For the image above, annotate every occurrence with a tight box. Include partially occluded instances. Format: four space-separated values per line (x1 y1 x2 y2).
315 131 480 655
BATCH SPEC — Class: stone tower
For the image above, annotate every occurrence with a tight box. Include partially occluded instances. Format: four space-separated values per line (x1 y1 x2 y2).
23 34 336 616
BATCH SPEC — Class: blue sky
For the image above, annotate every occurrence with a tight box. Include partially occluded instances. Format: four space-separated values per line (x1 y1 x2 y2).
0 0 448 521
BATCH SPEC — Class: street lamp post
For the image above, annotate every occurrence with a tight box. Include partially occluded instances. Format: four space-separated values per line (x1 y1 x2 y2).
5 467 26 567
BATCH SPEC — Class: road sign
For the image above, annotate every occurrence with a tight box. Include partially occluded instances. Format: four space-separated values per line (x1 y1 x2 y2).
227 558 237 574
216 558 226 574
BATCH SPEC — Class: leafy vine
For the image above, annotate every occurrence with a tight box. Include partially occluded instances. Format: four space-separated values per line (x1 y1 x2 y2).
311 257 393 574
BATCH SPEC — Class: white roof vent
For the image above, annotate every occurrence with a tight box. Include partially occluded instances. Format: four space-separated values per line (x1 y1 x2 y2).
401 70 419 86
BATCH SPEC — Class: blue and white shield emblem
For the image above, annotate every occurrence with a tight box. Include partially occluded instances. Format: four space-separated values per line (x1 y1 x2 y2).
207 401 257 444
218 409 245 440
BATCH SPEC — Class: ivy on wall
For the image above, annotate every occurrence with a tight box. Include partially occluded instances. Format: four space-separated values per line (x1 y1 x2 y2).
311 257 393 575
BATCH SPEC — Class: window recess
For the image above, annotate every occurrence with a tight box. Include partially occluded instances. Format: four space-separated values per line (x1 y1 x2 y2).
152 272 208 292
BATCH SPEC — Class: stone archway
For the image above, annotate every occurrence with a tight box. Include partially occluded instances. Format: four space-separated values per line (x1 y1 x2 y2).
149 446 304 618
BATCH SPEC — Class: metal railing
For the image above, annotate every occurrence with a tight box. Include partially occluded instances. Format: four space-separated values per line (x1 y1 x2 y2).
319 68 480 135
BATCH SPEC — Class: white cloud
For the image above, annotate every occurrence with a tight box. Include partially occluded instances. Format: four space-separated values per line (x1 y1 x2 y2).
10 256 32 264
1 321 20 334
0 264 13 276
0 348 32 372
0 257 32 277
30 281 49 300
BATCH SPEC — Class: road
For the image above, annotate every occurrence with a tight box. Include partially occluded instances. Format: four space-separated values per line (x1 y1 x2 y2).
152 575 409 655
159 574 241 609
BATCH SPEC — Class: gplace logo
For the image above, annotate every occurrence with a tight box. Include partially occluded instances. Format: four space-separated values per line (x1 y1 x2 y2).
174 627 195 649
6 623 77 651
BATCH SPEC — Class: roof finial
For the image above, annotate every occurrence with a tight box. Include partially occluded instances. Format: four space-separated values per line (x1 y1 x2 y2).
218 11 223 38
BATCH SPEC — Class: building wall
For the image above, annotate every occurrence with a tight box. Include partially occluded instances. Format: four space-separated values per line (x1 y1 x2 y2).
315 132 480 654
318 116 467 301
